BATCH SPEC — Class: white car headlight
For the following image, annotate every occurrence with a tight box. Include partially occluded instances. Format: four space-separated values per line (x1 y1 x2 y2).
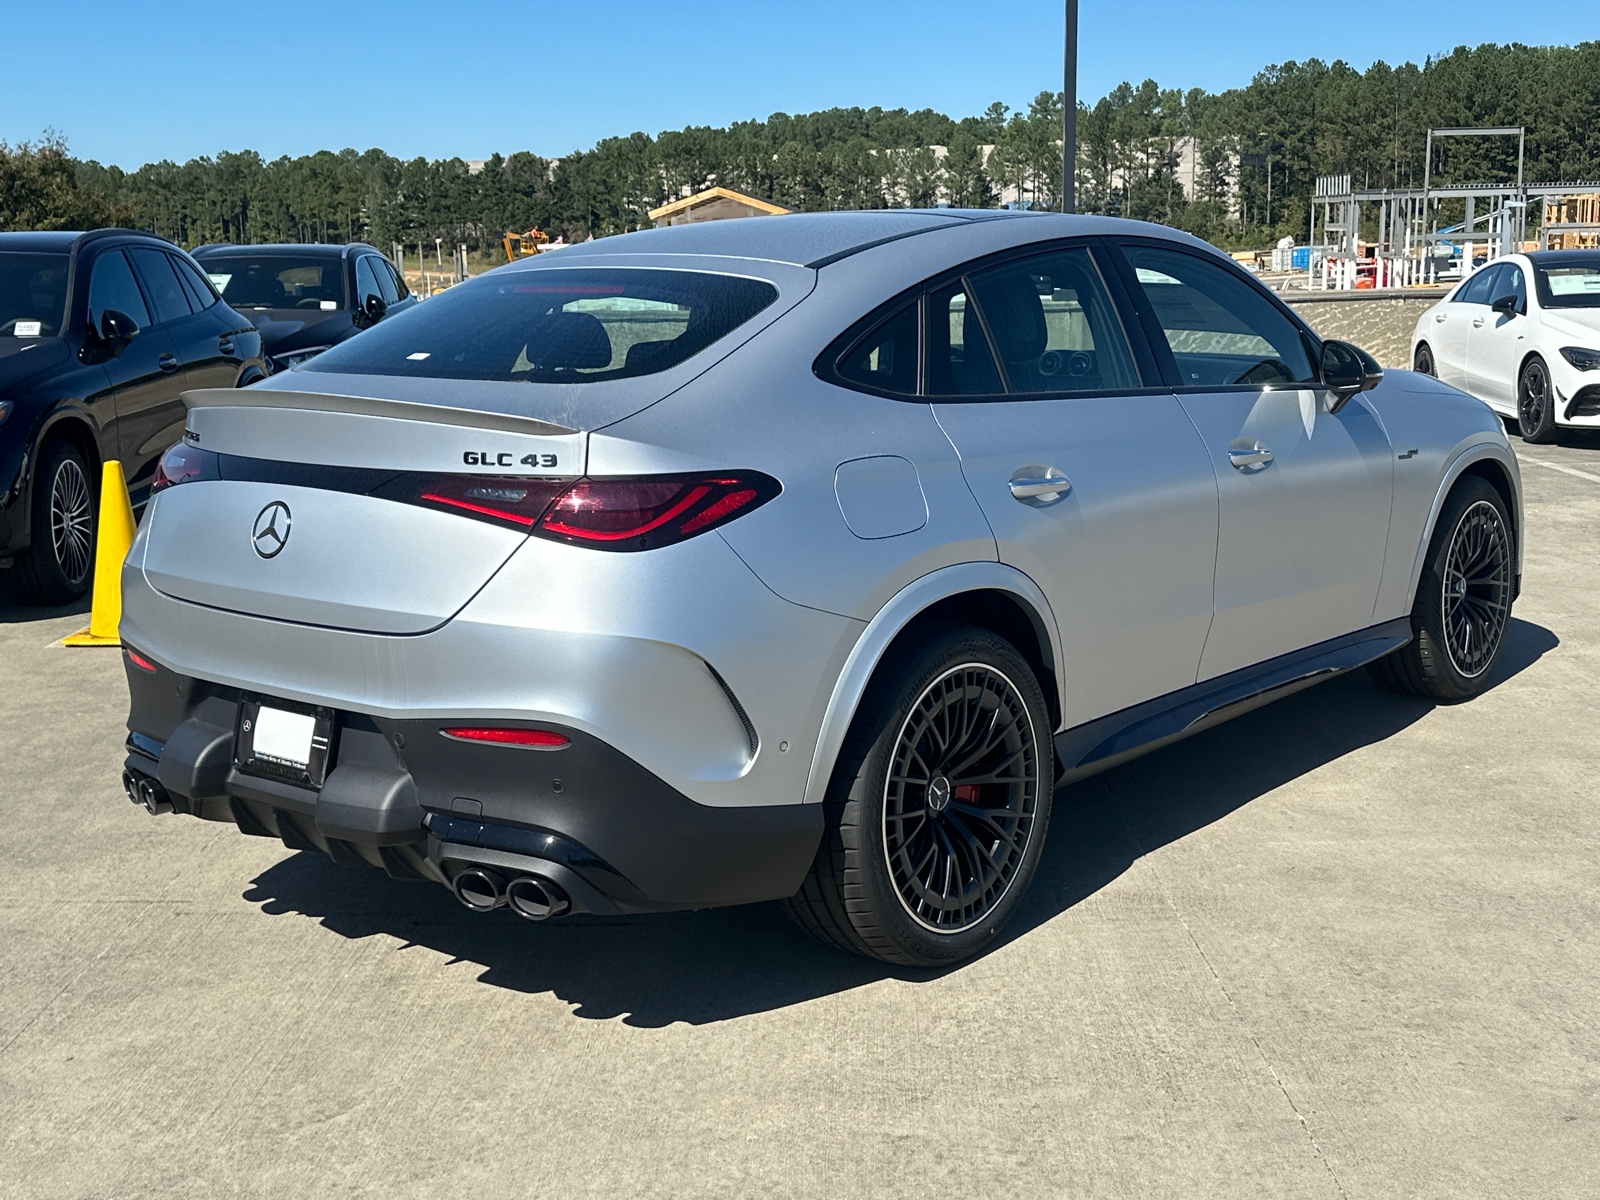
1559 346 1600 372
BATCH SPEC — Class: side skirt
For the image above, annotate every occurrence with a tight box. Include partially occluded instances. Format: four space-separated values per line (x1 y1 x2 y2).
1054 617 1412 785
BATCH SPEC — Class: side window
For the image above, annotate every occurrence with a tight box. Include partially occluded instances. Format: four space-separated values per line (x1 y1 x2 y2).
1458 264 1502 306
381 258 408 301
925 281 1002 396
1497 263 1526 311
128 247 195 324
87 250 151 331
967 246 1141 393
1121 244 1316 388
371 257 400 305
355 256 383 306
170 254 219 310
835 302 918 395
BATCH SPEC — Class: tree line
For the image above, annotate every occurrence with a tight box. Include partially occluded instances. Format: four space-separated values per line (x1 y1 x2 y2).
2 40 1597 255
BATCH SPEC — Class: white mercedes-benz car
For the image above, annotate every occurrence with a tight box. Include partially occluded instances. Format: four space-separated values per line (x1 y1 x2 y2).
1411 249 1600 442
118 211 1523 966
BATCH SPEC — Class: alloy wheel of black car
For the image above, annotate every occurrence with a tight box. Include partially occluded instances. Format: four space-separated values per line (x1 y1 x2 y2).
1440 498 1513 679
882 662 1040 932
1518 357 1556 443
50 456 94 588
5 441 96 606
784 622 1054 967
1414 344 1435 377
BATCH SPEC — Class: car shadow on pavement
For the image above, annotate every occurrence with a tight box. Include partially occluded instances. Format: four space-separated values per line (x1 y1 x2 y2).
0 592 91 625
243 617 1558 1027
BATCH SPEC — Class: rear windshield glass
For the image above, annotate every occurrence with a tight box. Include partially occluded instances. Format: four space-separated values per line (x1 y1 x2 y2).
1534 260 1600 309
200 255 346 311
0 252 70 339
302 267 779 383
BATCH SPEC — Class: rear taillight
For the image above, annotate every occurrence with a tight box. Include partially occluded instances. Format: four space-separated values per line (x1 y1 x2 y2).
442 727 571 749
406 475 573 529
535 473 780 551
152 443 219 493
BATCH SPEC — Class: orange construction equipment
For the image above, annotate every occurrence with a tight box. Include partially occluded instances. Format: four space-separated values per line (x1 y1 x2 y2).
502 227 551 261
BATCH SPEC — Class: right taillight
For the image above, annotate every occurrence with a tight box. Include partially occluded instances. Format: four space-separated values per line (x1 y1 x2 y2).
534 472 781 551
152 443 219 493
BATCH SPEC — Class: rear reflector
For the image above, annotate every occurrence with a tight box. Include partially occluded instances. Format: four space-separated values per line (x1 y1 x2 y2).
441 727 571 749
124 648 158 673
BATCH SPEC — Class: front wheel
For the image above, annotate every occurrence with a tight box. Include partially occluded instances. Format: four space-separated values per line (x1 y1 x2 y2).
784 622 1054 966
1369 475 1514 703
1517 356 1557 444
1414 343 1436 377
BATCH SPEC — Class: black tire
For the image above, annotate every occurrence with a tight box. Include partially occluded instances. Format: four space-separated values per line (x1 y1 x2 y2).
1414 343 1436 377
783 621 1054 967
5 440 96 606
1368 475 1514 703
1517 356 1557 444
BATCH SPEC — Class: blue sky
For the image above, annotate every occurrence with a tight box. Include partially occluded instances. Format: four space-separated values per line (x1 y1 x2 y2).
5 1 1588 168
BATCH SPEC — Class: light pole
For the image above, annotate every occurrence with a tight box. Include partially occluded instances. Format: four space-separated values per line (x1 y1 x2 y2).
1061 0 1078 213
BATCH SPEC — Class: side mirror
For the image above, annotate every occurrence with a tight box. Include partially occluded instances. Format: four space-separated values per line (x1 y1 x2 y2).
1491 294 1520 317
83 309 139 361
353 294 387 329
1320 339 1383 413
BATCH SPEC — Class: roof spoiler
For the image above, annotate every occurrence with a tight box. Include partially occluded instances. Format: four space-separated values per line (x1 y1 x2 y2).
180 387 579 437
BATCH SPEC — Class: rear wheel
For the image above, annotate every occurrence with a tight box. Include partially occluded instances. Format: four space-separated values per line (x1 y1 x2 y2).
6 440 95 606
1368 475 1513 703
784 622 1053 967
1517 356 1557 444
1414 343 1436 377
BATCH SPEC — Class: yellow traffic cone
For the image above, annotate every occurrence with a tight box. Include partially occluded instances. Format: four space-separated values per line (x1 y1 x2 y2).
62 461 136 647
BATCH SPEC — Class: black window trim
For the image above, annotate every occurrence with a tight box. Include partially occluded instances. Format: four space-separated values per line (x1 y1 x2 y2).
1104 236 1327 395
814 235 1173 404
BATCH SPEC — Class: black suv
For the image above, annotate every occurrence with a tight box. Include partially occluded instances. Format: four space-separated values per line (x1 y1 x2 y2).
0 230 265 605
190 243 415 372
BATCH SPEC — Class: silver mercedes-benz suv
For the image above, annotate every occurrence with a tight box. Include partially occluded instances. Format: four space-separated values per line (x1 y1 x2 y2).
119 211 1522 966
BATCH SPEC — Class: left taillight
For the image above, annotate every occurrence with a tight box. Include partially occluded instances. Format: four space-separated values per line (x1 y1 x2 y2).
152 443 219 493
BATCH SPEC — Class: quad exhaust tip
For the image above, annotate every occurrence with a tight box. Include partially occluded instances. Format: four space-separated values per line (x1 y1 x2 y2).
123 769 173 817
505 875 570 922
451 867 507 911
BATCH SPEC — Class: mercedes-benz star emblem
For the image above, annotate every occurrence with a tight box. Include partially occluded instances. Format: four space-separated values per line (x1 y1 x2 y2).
251 501 292 559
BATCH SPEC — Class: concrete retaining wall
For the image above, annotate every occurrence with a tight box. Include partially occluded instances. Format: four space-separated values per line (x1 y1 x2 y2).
1283 290 1447 370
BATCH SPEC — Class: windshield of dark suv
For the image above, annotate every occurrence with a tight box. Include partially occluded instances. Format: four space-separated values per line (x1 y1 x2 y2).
200 255 346 311
0 252 70 339
1534 259 1600 309
302 267 779 383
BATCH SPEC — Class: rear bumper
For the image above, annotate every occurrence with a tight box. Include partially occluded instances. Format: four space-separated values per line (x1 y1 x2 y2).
122 649 823 913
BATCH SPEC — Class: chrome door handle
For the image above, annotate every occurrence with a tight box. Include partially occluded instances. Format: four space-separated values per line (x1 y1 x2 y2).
1227 440 1273 469
158 353 179 372
1434 313 1447 322
218 339 234 355
1472 318 1485 328
1008 467 1070 504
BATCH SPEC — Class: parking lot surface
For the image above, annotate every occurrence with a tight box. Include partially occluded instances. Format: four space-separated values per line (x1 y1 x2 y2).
2 436 1597 1200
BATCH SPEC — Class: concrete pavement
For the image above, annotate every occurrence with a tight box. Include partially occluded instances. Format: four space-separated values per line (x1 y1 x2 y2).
1 436 1596 1199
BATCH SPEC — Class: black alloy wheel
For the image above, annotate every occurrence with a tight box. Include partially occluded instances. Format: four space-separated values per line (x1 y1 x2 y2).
785 622 1054 966
1369 475 1514 703
1414 344 1436 377
1439 498 1514 679
1517 356 1557 443
882 662 1041 932
6 440 96 606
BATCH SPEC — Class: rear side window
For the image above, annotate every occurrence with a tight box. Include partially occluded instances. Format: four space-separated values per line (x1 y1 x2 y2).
966 246 1139 393
128 247 195 324
171 255 219 310
305 268 779 383
1121 244 1316 388
836 302 918 395
87 250 151 331
925 281 1002 396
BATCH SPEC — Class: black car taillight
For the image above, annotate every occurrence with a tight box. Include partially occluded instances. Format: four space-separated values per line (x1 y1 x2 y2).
152 442 219 493
534 472 781 551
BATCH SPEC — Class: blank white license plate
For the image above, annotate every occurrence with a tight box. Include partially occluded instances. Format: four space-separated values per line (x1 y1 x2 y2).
251 705 316 768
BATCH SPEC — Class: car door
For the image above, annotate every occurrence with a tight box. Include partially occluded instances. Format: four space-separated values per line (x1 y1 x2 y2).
1114 240 1394 682
167 251 250 389
85 247 180 501
1430 266 1499 391
929 242 1221 727
1464 261 1528 411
